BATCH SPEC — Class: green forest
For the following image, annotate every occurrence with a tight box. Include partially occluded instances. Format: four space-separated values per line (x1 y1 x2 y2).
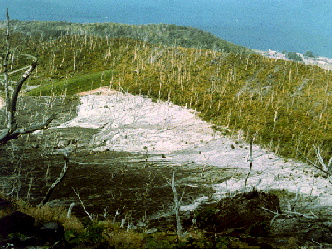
1 20 249 53
1 21 332 165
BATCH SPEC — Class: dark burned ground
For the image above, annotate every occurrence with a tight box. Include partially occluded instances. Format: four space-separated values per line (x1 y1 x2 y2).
2 96 332 248
0 148 218 221
0 96 220 222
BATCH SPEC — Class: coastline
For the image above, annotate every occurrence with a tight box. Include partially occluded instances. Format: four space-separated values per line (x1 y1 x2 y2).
253 49 332 70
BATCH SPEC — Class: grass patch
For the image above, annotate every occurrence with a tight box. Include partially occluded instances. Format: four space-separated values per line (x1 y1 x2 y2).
27 70 118 96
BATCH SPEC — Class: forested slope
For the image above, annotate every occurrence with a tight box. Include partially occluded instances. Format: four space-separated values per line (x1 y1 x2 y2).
0 20 249 54
1 29 332 165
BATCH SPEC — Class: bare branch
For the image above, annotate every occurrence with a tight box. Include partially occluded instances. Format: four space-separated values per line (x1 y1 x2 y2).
0 129 10 141
261 207 318 226
6 59 38 131
20 54 37 61
3 65 30 76
314 145 332 175
313 145 328 172
40 152 69 205
0 113 57 145
67 202 76 219
297 149 330 175
11 60 38 113
72 187 93 221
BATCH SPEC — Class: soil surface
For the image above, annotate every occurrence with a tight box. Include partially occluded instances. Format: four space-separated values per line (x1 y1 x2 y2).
0 96 221 221
1 96 332 248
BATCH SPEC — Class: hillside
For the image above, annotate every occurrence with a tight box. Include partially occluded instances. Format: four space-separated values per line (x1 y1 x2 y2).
1 27 332 165
0 20 250 54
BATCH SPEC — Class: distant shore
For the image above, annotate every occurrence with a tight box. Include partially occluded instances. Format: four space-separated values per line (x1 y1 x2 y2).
253 49 332 70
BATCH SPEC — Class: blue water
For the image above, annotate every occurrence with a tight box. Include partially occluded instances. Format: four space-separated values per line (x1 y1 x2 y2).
2 0 332 57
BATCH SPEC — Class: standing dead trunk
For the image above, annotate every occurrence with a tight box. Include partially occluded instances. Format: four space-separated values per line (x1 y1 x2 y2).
168 172 184 239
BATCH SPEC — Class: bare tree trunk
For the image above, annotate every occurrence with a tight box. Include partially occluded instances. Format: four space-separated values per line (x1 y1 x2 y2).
168 172 184 239
4 8 10 128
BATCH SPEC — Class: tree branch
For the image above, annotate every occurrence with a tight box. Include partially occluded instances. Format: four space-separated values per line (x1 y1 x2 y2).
72 187 93 221
40 152 69 205
11 60 38 113
0 113 57 145
297 149 330 176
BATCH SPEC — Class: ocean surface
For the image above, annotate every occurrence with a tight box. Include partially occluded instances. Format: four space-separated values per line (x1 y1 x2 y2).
2 0 332 57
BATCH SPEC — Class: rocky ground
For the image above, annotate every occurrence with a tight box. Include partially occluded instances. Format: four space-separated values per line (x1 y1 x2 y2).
1 95 332 248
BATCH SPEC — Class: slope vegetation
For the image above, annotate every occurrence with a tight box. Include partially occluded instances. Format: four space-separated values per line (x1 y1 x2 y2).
2 20 249 54
1 30 332 164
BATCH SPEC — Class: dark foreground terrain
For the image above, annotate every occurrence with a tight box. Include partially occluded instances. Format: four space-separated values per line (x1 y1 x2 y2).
2 96 332 248
0 96 219 221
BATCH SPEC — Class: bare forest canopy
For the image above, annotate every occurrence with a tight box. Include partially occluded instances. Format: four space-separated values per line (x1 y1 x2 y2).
1 21 332 166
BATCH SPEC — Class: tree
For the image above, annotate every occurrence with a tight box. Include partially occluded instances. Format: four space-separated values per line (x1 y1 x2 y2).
1 10 69 207
0 9 56 145
287 52 303 62
304 50 315 58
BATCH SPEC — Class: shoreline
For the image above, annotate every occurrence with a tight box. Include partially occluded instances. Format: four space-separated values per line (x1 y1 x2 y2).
253 49 332 70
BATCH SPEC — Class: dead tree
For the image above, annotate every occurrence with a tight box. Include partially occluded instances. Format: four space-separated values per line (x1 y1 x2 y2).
0 10 66 205
0 9 56 145
167 172 184 239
